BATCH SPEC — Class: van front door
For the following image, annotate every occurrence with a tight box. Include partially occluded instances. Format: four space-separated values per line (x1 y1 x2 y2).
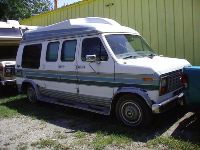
76 36 114 109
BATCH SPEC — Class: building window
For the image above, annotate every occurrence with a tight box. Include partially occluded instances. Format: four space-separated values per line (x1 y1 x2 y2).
81 37 108 61
22 44 42 69
61 40 77 62
46 42 60 62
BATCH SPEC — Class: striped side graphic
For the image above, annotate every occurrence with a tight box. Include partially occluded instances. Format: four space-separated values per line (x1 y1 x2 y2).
39 87 111 107
16 69 159 90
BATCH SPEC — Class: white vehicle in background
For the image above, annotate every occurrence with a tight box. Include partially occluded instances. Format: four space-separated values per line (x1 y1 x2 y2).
16 17 190 127
0 20 38 86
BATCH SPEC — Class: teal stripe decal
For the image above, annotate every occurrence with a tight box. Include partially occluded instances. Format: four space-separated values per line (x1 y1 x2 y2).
16 69 159 90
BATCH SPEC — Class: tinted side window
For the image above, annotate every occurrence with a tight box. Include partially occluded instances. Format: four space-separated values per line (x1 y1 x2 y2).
61 40 77 62
22 44 42 69
46 42 59 62
81 37 108 61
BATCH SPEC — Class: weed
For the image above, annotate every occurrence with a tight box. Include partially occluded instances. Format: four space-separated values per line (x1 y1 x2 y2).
31 138 68 149
147 136 200 150
16 143 28 150
74 130 86 139
55 131 67 139
91 131 131 150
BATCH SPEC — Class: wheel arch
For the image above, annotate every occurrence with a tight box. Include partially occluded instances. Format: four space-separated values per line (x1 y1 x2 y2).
111 87 153 113
21 80 38 95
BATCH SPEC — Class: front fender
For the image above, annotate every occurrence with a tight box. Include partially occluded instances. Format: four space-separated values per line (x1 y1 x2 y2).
113 87 153 107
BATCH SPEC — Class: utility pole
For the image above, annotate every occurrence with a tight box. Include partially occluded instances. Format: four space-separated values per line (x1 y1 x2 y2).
54 0 58 9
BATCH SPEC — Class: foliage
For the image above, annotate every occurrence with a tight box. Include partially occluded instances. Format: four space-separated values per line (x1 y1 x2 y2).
0 0 52 20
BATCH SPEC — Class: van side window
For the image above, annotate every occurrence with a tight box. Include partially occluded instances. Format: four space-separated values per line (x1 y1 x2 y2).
46 42 59 62
22 44 42 69
81 37 108 61
61 40 77 62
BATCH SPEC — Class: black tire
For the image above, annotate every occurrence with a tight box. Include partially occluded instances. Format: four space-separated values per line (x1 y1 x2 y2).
27 86 37 103
115 94 152 127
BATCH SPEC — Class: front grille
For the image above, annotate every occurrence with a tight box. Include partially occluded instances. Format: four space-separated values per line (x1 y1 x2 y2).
4 65 15 77
162 69 183 93
167 70 182 92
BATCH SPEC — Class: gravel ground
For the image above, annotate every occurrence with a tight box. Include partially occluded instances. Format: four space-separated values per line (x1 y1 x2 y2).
0 116 69 149
0 111 199 150
0 90 199 150
0 115 147 150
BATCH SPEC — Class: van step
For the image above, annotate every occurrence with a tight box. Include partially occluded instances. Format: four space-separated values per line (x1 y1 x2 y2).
37 96 110 115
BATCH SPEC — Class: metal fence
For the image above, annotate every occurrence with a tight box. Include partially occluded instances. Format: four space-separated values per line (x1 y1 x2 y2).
20 0 200 65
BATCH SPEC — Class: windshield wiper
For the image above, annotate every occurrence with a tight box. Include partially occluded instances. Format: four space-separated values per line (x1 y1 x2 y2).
123 55 138 59
148 53 157 58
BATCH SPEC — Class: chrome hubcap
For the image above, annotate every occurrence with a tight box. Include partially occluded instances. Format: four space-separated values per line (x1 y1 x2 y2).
121 101 142 124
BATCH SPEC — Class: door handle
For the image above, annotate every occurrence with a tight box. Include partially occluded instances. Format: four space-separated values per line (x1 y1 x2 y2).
76 65 85 69
58 65 64 68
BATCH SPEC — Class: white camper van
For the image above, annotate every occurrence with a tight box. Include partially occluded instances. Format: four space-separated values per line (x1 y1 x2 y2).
0 20 37 86
16 17 190 127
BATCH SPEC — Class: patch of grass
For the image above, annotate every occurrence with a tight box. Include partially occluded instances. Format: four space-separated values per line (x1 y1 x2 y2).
16 143 28 150
147 136 200 150
0 95 25 104
31 139 57 149
0 105 19 118
0 94 73 120
0 95 26 118
54 131 67 139
31 138 68 149
74 130 86 139
91 131 131 150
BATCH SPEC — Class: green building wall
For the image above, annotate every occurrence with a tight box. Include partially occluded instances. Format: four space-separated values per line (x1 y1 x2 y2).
20 0 200 65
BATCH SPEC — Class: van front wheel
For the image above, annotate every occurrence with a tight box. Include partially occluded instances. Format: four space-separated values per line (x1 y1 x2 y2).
27 86 37 103
115 95 152 127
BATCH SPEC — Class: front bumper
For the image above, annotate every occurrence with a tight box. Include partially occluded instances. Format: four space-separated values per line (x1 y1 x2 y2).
152 92 184 113
0 79 16 86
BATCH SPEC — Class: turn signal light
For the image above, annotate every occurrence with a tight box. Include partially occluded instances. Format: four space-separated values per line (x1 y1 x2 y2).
142 77 153 81
160 87 167 95
0 64 3 72
181 74 188 88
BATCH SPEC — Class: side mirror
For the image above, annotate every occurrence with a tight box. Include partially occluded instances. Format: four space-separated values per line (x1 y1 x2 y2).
86 55 96 62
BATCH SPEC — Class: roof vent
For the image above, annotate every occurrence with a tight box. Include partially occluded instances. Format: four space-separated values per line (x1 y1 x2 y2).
69 17 121 26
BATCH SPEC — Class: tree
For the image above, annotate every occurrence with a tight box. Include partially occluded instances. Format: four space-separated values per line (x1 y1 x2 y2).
0 0 52 20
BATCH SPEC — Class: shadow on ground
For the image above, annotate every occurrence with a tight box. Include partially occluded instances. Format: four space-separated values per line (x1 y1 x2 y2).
0 88 199 144
171 113 200 143
0 86 18 98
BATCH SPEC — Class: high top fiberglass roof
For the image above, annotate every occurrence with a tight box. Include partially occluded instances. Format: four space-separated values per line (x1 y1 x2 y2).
22 17 139 43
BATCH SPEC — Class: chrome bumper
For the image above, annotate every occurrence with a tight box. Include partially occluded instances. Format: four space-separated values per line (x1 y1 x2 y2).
0 79 16 86
152 93 184 114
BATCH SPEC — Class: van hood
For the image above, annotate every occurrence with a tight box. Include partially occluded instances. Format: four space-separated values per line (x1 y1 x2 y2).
120 56 191 75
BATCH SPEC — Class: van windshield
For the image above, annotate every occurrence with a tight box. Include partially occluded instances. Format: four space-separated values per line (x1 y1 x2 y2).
105 34 156 59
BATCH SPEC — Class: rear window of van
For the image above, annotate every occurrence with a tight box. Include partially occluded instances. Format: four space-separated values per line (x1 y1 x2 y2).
22 44 42 69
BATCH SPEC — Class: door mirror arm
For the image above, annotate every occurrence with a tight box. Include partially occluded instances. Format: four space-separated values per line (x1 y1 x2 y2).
86 55 96 62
